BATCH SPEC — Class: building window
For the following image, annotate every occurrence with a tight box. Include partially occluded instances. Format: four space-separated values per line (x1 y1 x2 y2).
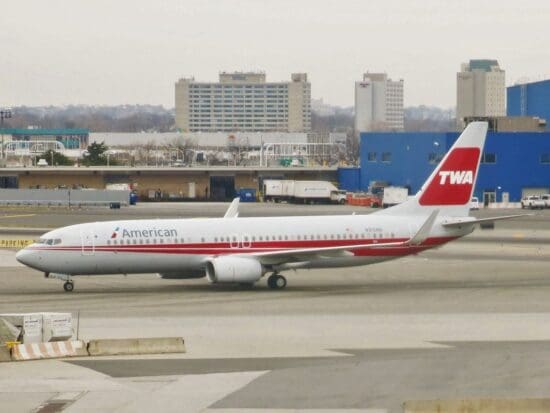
541 154 550 164
381 152 392 162
367 152 376 162
481 153 496 164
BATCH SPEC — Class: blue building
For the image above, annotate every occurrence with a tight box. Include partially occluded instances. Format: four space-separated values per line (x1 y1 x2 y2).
508 79 550 123
358 131 550 204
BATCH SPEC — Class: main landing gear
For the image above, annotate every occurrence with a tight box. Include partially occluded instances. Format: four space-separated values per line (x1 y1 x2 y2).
267 273 287 290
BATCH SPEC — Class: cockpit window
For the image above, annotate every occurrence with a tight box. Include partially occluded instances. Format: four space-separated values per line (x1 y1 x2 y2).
37 238 62 245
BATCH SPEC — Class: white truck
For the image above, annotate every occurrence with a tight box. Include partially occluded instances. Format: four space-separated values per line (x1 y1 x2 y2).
263 180 347 204
382 186 409 208
521 195 545 209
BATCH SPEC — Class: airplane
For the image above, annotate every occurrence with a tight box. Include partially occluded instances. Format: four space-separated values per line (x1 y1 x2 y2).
16 122 524 292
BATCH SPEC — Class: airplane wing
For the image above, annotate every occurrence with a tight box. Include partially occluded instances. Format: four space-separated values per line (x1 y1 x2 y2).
442 214 529 228
223 197 240 218
244 210 439 262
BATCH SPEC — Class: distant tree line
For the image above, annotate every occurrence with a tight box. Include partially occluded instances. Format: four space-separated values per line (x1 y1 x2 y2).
3 105 175 133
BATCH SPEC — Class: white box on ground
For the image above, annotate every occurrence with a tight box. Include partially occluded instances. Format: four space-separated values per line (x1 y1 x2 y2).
42 313 74 342
0 313 43 343
0 312 74 343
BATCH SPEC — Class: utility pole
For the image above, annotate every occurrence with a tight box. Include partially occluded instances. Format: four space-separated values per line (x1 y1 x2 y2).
0 109 12 166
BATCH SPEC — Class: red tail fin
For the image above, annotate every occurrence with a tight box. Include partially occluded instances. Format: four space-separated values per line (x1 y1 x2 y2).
419 147 480 205
376 122 488 217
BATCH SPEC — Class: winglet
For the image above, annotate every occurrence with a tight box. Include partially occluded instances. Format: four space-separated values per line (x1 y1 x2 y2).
223 197 240 218
407 209 439 246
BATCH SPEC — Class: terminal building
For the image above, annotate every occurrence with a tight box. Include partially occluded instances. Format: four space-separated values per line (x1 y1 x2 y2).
175 72 311 133
342 130 550 204
507 79 550 127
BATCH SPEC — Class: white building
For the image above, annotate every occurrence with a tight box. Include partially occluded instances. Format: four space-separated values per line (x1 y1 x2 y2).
457 59 506 127
175 72 311 133
354 72 404 133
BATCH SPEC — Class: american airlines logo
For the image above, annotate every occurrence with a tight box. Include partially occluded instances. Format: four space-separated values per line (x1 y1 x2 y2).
438 170 473 185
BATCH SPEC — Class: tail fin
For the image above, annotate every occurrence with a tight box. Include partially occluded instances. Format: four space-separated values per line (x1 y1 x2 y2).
378 121 488 217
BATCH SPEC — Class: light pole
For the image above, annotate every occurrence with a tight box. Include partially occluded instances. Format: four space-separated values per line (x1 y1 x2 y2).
0 109 12 165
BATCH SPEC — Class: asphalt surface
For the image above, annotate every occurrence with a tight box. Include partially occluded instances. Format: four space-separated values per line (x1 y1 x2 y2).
0 203 549 412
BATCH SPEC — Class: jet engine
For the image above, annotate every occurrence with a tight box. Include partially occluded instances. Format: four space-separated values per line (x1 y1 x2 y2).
158 270 205 279
205 256 264 283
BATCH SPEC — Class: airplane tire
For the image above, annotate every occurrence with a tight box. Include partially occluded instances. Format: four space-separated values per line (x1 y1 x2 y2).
63 281 74 292
268 274 287 290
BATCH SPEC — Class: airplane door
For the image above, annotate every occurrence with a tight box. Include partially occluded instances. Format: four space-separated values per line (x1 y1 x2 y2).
80 230 95 256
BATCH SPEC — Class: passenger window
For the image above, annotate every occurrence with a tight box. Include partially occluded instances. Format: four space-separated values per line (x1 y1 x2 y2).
159 239 164 244
252 236 256 241
113 240 117 245
297 235 301 240
336 234 340 239
259 236 263 241
214 237 218 242
284 235 288 240
107 240 110 245
278 235 282 241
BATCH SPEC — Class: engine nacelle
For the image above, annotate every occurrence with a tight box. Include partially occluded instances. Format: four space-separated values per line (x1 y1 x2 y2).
158 270 205 279
205 256 263 284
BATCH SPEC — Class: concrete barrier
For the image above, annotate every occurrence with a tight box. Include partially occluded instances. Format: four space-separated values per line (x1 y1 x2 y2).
404 399 550 412
87 337 185 356
11 340 88 361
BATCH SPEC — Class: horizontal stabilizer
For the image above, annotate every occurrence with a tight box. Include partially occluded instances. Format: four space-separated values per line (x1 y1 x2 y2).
442 214 529 228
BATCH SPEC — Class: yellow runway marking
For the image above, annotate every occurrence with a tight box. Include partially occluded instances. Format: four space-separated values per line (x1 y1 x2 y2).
0 214 36 219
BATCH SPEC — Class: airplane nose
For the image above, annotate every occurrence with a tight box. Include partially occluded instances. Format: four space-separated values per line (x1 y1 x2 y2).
16 248 36 267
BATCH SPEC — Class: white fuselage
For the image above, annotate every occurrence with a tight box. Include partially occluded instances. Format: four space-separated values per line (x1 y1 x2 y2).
16 214 468 277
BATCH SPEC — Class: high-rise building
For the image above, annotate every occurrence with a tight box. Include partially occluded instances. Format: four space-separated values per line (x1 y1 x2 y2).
354 72 404 133
175 72 311 132
507 79 550 127
456 59 505 127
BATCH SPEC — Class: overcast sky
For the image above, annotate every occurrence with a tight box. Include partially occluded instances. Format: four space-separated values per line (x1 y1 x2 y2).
2 0 549 108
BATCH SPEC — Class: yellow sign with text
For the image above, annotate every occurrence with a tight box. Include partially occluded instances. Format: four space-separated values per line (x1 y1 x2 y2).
0 239 34 249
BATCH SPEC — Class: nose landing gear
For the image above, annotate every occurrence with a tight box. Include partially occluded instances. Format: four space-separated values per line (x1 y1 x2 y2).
49 273 75 292
267 273 287 290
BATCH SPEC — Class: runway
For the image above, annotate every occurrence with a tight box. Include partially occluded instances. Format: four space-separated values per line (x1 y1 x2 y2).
0 203 549 412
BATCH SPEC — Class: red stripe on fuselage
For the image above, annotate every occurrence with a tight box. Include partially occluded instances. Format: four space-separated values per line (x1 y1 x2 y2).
26 236 457 257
